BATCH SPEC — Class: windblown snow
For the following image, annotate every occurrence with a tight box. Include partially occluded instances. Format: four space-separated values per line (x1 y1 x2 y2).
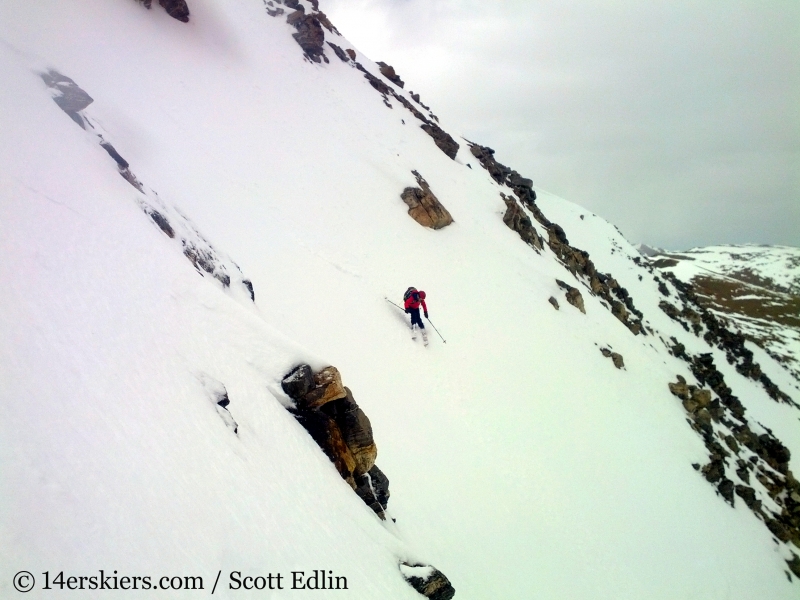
1 1 798 599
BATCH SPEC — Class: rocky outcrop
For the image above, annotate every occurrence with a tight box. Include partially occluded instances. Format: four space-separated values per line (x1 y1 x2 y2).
668 364 800 547
501 194 543 251
40 70 93 128
287 10 327 63
600 348 624 369
556 279 585 314
548 296 559 310
377 62 404 88
420 123 460 159
468 141 645 335
401 171 454 230
282 365 389 518
660 272 794 406
400 563 456 600
137 0 190 22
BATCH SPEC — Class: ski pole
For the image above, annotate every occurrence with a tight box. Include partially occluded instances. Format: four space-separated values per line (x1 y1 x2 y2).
384 297 405 311
426 317 446 343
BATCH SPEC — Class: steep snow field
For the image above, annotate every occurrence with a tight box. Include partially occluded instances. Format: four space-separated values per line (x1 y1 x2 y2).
1 1 798 598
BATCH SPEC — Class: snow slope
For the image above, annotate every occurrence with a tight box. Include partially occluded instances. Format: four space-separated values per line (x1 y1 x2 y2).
1 1 799 598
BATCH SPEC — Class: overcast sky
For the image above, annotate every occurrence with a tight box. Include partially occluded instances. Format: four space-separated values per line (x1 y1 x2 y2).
323 0 799 250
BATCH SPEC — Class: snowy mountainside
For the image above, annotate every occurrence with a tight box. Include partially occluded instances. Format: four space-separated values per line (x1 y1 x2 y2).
648 245 800 382
1 1 800 599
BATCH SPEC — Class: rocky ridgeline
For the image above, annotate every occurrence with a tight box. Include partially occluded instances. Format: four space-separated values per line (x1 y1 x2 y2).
281 365 455 598
41 69 255 300
660 272 794 406
137 0 190 23
468 143 644 336
264 1 459 160
667 364 800 577
401 171 454 230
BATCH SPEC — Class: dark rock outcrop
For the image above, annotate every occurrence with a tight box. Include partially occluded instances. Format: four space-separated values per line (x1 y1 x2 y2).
600 347 624 369
401 171 454 230
556 279 585 314
159 0 190 22
282 365 390 517
548 296 559 310
287 10 327 62
501 194 543 251
377 62 404 88
401 563 455 600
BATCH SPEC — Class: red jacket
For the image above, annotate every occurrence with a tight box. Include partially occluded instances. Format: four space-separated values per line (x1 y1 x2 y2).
404 289 427 312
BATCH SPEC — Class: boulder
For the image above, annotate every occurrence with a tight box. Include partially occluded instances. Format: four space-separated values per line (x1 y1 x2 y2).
159 0 190 22
288 11 326 62
548 296 559 310
354 464 390 518
401 171 454 230
400 564 455 600
420 123 460 160
556 279 585 314
501 194 543 250
322 388 377 476
291 408 356 488
300 366 348 410
376 61 404 88
281 364 315 400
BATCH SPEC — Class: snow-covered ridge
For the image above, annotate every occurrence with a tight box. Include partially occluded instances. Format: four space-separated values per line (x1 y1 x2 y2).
1 1 800 598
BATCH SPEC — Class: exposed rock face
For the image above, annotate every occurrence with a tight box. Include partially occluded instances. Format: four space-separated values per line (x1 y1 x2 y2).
293 408 357 488
377 62 404 88
600 348 624 369
40 70 93 128
322 388 377 476
400 563 456 600
420 123 459 159
159 0 190 22
501 194 543 251
469 140 645 336
287 10 327 63
556 279 585 314
667 367 800 546
401 171 454 230
282 365 390 517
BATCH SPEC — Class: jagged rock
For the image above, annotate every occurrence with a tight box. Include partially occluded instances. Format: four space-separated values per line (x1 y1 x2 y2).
291 408 356 488
420 123 459 160
718 478 735 505
321 388 377 476
555 279 585 314
376 62 404 88
401 171 454 230
400 564 455 600
759 433 791 473
788 553 800 578
144 208 175 238
501 194 543 250
600 348 624 369
242 279 255 302
508 171 533 189
327 42 349 62
702 459 725 483
281 364 316 401
354 464 390 518
40 70 93 127
287 11 326 62
734 485 760 510
346 48 356 60
548 296 559 310
299 366 348 410
159 0 190 22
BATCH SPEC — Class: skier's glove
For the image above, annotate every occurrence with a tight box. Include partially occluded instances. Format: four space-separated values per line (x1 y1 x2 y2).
405 309 410 314
424 312 429 318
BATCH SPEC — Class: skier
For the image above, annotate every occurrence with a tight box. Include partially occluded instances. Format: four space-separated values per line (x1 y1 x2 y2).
403 287 428 344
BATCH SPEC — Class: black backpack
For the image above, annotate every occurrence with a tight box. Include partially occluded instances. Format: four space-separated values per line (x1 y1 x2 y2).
404 287 419 302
